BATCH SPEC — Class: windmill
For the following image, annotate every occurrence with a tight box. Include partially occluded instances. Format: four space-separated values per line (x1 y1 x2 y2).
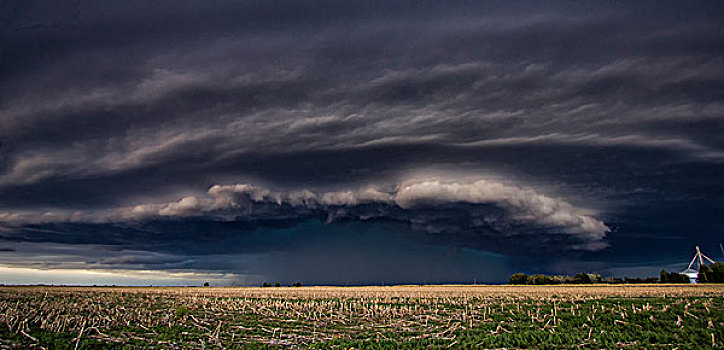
681 246 717 283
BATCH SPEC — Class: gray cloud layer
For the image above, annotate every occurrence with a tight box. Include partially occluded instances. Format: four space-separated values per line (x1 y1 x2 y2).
2 2 722 193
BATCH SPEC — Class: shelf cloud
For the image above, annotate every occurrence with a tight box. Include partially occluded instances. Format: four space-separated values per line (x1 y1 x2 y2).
0 176 609 253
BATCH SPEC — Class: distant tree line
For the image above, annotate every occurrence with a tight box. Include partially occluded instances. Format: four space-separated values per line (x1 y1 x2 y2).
262 282 303 287
508 273 627 285
509 263 724 285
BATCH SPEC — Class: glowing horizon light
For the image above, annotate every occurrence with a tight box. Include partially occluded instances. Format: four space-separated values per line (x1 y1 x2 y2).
0 265 245 286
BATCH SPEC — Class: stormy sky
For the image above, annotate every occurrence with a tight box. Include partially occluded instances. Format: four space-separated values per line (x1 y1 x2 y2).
1 1 723 285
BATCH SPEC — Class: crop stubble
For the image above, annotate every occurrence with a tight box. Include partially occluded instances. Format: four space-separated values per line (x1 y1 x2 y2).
1 285 722 349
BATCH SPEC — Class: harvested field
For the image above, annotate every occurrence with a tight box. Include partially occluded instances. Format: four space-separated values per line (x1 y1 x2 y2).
1 285 722 349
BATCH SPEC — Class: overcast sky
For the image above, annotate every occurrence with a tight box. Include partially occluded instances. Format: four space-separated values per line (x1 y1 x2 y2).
1 0 723 285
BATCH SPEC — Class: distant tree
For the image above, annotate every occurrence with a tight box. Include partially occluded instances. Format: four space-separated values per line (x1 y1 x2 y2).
528 274 553 285
698 265 710 283
659 270 689 283
660 270 670 283
623 276 657 283
700 263 724 283
710 262 724 283
292 282 302 287
669 273 689 283
508 273 528 285
588 274 605 283
203 282 210 287
549 275 566 284
262 282 272 287
605 277 623 284
275 283 281 287
574 273 592 284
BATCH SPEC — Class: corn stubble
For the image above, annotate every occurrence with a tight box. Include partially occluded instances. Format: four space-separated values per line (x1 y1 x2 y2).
1 285 722 349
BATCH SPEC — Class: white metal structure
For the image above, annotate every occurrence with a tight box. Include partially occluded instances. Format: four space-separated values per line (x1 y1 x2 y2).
681 246 717 283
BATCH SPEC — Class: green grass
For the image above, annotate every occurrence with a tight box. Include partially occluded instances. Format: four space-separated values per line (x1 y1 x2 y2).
0 286 722 349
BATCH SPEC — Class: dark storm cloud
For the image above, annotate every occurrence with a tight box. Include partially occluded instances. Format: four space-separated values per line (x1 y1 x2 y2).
0 176 609 253
1 1 723 283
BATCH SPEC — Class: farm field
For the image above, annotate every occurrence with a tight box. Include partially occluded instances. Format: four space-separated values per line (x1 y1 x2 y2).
1 285 723 349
